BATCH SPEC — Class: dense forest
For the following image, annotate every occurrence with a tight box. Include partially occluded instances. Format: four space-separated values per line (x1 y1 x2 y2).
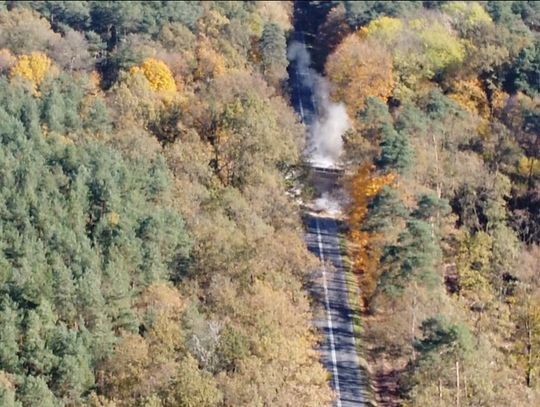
3 1 540 406
303 1 540 406
0 1 333 406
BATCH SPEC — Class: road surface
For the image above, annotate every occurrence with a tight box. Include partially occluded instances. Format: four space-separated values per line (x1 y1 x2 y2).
305 215 368 406
289 14 367 405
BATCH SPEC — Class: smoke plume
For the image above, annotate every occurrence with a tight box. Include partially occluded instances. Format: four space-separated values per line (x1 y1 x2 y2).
288 41 350 168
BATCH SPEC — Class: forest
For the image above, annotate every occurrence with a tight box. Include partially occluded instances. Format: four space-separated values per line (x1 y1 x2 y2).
2 1 540 406
303 1 540 405
0 1 333 406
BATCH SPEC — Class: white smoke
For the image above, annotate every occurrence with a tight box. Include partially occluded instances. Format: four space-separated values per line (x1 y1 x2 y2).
288 41 350 169
313 192 342 215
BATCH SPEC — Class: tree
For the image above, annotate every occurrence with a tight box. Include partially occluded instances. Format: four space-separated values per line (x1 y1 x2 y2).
164 355 222 407
343 1 423 30
344 97 393 165
360 15 466 100
312 3 351 71
130 58 176 93
509 39 540 96
50 326 94 404
0 372 21 407
376 124 414 174
513 247 540 389
18 376 58 407
20 309 57 377
379 219 442 298
0 300 20 373
326 33 394 115
441 1 493 34
363 186 407 234
405 316 474 406
260 22 287 87
347 165 396 304
10 52 53 89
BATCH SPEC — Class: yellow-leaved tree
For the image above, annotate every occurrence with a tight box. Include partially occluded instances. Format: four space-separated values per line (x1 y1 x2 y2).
448 77 490 119
130 58 177 93
9 52 53 88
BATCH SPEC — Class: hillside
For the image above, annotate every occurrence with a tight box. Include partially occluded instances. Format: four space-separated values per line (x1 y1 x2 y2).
0 2 332 406
309 1 540 405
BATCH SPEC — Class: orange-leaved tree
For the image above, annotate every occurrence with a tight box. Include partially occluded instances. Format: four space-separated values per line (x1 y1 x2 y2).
347 164 395 307
325 33 394 117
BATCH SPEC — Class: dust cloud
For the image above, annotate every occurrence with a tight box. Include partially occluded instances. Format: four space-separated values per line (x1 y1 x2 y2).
288 41 350 169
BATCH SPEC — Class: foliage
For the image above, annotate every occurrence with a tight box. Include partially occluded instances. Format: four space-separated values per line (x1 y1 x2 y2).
0 3 333 406
322 1 540 403
325 33 394 115
347 165 396 304
9 52 53 88
510 38 540 96
260 22 288 87
130 58 176 93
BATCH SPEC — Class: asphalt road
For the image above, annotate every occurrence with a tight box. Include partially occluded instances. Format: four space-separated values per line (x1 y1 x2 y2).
288 30 318 126
305 215 367 406
289 20 367 406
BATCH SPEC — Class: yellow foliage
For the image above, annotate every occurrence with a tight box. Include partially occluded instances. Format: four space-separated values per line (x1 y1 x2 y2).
448 78 490 118
518 156 540 179
256 1 293 32
490 88 509 114
9 52 53 87
364 16 403 44
107 212 120 226
441 1 492 28
88 70 102 94
195 39 227 81
130 58 176 93
416 22 466 72
362 16 465 100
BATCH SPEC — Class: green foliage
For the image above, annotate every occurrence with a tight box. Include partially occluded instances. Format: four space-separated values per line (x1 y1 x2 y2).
414 316 473 357
412 193 451 221
363 186 407 233
376 124 414 174
260 22 287 86
0 3 334 406
510 38 540 96
380 219 442 296
343 1 422 29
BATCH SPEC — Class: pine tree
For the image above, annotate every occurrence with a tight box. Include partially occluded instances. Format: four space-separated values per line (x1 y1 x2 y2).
0 300 21 373
376 124 414 174
42 85 66 134
260 22 287 86
21 310 57 376
18 376 58 407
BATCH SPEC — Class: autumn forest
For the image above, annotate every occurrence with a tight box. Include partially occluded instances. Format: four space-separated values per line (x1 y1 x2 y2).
0 1 539 407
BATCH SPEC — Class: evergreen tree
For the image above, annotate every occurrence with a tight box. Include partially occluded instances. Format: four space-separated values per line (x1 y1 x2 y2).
380 220 442 296
363 186 407 233
510 38 540 96
42 85 66 134
0 300 21 373
260 22 287 86
376 124 414 174
18 376 58 407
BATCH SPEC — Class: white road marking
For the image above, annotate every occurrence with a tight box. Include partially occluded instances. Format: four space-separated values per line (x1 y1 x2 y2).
315 218 342 407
